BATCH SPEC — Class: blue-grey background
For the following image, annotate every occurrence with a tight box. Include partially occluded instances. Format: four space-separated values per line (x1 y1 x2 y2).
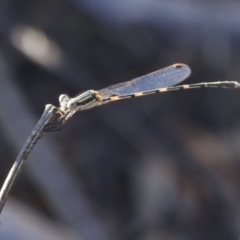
0 0 240 239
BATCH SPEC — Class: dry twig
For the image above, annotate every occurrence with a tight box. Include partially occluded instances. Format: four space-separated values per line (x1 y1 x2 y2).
0 104 61 214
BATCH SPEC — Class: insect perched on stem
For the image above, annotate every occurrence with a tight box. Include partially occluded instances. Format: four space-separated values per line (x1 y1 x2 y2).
45 63 240 131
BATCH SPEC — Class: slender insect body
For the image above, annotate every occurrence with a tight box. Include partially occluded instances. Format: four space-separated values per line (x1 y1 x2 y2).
53 64 240 129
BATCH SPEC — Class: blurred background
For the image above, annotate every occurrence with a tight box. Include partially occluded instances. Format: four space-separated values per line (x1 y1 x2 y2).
0 0 240 239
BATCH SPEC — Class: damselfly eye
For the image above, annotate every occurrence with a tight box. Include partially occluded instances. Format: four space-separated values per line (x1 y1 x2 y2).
59 94 70 103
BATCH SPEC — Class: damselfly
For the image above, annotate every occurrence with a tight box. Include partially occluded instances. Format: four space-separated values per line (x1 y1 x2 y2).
46 63 240 131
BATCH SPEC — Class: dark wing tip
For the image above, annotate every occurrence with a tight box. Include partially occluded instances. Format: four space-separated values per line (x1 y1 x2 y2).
173 63 189 68
173 63 191 77
174 63 186 68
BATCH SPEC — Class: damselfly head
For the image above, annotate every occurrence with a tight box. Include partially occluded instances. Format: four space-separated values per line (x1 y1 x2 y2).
59 94 70 103
59 94 70 112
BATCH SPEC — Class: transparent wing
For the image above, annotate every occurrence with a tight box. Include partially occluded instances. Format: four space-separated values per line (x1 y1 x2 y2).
98 63 191 97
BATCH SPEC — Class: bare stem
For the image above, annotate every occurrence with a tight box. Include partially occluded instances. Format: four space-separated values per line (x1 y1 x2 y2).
0 104 59 214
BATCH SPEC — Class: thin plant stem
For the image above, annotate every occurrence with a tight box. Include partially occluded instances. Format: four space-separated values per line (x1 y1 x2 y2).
0 104 59 214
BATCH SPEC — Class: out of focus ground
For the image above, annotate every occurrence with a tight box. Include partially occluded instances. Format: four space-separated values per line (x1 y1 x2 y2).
0 1 240 239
